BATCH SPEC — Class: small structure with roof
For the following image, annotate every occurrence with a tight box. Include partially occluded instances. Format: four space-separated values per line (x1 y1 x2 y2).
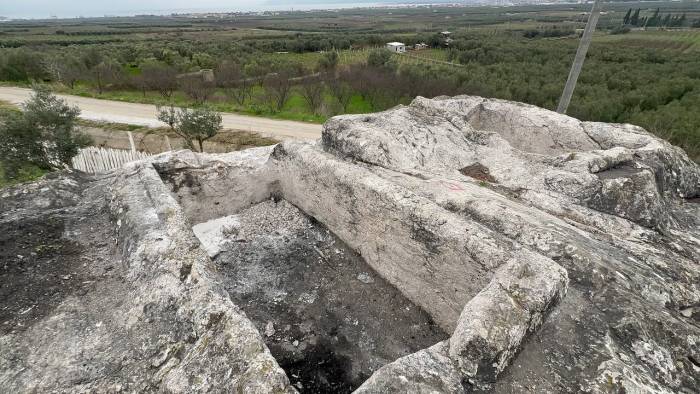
385 42 406 53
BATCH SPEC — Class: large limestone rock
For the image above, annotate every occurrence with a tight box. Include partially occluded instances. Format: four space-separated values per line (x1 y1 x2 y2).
0 158 293 393
1 95 698 393
323 96 698 230
317 96 699 393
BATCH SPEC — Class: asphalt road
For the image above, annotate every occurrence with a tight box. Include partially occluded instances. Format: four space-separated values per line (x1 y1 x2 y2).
0 87 322 141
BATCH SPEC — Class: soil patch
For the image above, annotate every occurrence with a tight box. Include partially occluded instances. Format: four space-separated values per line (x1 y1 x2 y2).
0 214 84 335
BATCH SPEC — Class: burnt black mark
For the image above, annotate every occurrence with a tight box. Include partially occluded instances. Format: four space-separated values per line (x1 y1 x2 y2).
0 214 83 335
688 355 700 369
410 221 442 254
157 169 201 194
179 261 193 282
273 341 357 394
214 204 447 393
460 163 497 183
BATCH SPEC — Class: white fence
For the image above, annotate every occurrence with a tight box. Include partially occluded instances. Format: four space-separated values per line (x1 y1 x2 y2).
72 147 151 174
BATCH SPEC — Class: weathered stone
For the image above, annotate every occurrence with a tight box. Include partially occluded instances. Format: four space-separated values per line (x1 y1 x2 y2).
2 95 698 393
448 258 568 389
271 141 548 332
322 95 699 230
0 162 294 393
355 257 567 393
354 341 466 394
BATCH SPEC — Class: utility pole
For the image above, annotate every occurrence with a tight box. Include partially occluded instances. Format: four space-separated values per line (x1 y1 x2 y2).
557 0 601 114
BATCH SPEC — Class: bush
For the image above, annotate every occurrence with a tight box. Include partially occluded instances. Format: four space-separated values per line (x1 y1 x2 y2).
367 49 395 69
157 105 222 152
0 86 90 181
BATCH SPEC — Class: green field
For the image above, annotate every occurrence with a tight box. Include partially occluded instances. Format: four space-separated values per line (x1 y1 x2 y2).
597 29 700 52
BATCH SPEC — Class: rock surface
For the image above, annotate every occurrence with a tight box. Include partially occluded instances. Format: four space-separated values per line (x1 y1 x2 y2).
0 163 293 393
318 96 700 393
1 95 698 393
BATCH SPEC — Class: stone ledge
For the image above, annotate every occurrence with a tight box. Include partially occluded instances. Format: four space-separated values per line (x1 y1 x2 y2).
355 258 568 393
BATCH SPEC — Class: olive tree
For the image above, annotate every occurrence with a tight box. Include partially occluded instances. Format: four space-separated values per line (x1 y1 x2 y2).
318 51 339 72
299 75 325 115
0 86 90 180
157 105 222 152
367 49 395 69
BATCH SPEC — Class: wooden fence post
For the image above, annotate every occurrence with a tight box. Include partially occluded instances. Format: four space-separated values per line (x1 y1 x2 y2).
128 131 136 153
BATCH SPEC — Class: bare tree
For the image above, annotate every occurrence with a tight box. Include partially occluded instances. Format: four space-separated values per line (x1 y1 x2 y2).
130 73 149 97
42 58 63 85
244 61 269 88
44 55 87 89
299 76 325 115
215 61 252 105
141 63 178 98
328 72 354 113
348 65 401 111
345 64 371 101
263 72 293 112
179 75 215 104
63 62 86 89
90 60 121 94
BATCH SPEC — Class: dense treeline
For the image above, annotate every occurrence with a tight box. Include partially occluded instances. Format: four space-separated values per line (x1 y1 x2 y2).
623 8 689 28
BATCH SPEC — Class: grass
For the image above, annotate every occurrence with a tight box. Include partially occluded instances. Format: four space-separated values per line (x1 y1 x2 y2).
0 99 20 115
76 118 160 132
49 83 331 124
0 164 47 189
40 79 378 124
208 130 278 150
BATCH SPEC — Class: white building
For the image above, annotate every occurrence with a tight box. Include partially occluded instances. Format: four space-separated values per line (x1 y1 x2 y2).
385 42 406 53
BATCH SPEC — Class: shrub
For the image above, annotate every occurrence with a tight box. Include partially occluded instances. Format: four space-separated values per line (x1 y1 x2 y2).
0 86 90 181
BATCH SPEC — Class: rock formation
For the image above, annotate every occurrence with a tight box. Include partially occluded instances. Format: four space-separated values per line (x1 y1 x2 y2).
1 96 698 393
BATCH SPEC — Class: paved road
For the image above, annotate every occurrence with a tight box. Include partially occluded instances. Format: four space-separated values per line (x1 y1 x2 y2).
0 87 322 141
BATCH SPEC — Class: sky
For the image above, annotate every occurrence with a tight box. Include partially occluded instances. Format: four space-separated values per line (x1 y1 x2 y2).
0 0 391 19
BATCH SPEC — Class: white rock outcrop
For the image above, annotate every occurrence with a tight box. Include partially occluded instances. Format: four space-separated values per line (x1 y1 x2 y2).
1 96 698 393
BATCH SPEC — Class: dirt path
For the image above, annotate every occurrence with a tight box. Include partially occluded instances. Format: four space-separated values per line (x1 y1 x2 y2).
0 87 322 141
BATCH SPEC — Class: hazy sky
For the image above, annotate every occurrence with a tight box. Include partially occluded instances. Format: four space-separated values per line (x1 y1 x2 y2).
0 0 384 19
